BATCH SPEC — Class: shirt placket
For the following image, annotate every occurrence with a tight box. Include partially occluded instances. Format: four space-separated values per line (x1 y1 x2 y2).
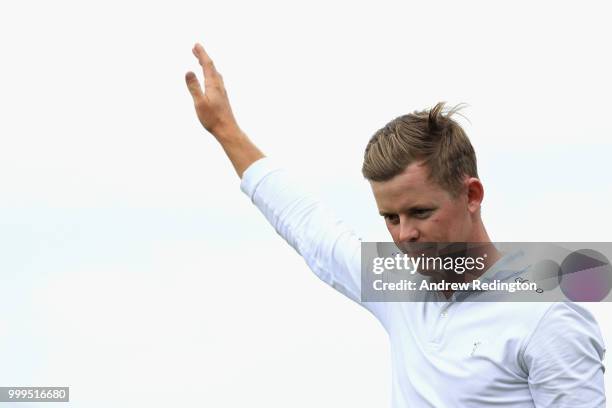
429 296 455 346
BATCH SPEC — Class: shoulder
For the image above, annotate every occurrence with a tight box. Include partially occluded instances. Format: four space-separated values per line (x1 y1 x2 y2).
498 302 603 339
521 302 606 367
529 302 604 342
518 303 607 406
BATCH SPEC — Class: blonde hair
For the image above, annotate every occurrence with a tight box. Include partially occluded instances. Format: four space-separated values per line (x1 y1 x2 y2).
362 102 478 196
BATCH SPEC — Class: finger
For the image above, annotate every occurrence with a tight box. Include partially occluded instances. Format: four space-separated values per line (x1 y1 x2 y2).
192 43 221 87
185 71 204 102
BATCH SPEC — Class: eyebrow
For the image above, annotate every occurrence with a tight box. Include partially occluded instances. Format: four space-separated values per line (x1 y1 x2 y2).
379 206 435 216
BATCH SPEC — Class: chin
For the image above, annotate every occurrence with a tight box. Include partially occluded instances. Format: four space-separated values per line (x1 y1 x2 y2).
414 267 448 280
397 242 443 258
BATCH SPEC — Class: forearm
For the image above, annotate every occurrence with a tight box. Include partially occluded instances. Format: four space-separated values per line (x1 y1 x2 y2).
216 127 265 178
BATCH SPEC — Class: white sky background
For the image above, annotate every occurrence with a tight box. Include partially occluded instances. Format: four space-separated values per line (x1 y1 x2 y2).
1 0 611 406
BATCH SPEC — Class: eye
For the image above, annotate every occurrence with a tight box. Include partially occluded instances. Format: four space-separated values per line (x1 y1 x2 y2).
412 209 433 219
383 214 400 225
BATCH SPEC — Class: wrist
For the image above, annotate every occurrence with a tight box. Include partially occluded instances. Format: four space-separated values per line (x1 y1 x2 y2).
213 123 243 143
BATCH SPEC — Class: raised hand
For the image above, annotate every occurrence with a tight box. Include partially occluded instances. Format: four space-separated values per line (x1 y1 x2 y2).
185 43 240 140
185 42 264 177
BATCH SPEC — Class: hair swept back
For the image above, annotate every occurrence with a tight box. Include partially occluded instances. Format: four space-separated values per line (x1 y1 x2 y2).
361 102 478 196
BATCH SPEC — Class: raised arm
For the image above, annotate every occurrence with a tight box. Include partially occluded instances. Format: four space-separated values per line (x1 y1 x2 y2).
185 43 264 178
183 42 388 326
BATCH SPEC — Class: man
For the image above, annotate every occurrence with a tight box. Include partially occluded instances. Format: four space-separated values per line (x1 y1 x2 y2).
185 43 606 407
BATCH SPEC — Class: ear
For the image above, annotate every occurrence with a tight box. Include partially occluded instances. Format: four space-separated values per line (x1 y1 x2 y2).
465 177 484 214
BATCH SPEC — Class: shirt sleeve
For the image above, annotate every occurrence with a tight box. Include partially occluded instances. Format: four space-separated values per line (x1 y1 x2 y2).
240 157 388 327
522 302 606 407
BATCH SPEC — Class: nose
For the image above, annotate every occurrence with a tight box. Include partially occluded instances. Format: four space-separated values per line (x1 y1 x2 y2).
398 218 420 243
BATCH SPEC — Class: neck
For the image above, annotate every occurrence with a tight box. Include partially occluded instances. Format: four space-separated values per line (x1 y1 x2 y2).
438 224 501 299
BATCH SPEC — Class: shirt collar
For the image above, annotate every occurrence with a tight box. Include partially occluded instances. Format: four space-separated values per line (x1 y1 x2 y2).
447 250 530 302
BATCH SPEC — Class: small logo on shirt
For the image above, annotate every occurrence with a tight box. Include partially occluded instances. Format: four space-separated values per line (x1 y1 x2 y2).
470 341 482 356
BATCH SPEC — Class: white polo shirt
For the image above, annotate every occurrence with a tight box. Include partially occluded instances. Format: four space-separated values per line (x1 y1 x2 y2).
240 157 606 407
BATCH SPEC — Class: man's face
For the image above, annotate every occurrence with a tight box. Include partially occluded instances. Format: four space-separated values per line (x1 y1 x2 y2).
370 161 480 252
